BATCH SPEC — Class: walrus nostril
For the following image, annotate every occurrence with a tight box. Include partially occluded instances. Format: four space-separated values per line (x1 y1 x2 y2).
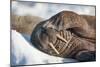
75 51 96 62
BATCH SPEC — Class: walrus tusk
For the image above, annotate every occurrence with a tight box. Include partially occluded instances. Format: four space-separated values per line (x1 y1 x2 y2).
56 34 68 43
56 33 73 48
49 34 73 55
49 42 60 54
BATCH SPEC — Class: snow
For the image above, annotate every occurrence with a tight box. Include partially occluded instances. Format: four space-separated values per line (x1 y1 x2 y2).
11 30 77 65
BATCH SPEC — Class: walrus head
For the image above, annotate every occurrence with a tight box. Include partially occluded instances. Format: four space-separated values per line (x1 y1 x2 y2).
31 11 96 62
31 26 96 61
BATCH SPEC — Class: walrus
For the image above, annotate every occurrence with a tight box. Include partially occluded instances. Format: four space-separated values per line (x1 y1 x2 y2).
31 11 96 62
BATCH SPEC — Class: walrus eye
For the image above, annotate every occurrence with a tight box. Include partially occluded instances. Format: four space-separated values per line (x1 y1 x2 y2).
41 27 47 33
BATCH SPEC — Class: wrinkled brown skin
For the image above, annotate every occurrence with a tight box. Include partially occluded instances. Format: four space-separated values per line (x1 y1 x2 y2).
31 11 96 62
46 11 96 40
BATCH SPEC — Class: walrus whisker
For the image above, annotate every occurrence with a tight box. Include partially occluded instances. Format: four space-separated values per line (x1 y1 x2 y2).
56 33 73 52
49 42 60 54
56 34 68 43
65 35 73 49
